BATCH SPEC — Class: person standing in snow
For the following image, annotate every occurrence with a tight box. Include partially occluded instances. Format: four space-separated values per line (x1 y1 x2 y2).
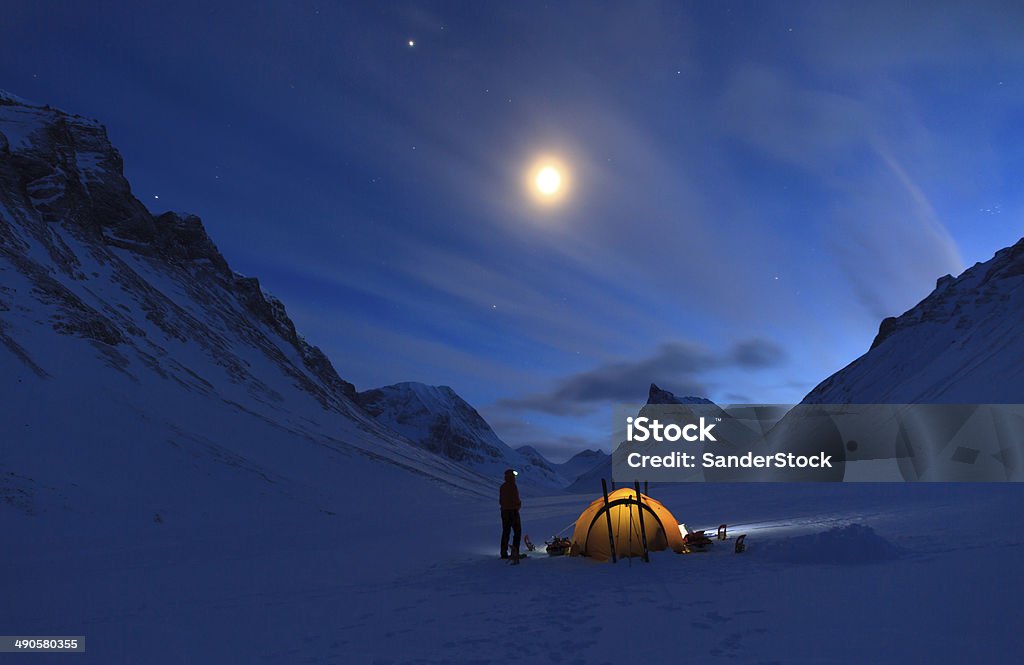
499 468 522 562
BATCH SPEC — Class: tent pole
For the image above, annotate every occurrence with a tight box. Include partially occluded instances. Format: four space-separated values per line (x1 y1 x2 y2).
601 478 617 563
634 480 649 563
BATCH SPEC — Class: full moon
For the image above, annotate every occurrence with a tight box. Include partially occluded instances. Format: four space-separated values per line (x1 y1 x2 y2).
535 166 562 196
525 157 570 207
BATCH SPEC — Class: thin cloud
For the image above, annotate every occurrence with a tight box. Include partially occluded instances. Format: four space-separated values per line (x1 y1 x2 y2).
733 338 788 369
499 338 787 415
826 143 964 322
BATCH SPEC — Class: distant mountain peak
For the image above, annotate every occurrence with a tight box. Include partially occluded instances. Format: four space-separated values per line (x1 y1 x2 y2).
647 383 712 405
356 382 566 486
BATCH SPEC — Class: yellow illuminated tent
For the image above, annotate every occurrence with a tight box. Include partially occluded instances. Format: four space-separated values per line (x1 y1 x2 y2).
569 487 687 561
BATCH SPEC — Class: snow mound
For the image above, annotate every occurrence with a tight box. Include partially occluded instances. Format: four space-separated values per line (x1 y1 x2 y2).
760 524 902 564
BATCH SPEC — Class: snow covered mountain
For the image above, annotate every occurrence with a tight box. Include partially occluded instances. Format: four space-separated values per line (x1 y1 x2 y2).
647 382 714 406
804 237 1024 403
516 444 565 478
553 448 609 485
357 382 567 486
0 91 495 530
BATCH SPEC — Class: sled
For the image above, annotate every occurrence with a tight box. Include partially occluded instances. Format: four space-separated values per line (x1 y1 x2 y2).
682 529 714 552
545 536 572 556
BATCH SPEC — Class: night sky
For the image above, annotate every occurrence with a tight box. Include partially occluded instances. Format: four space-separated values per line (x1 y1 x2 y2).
4 1 1023 460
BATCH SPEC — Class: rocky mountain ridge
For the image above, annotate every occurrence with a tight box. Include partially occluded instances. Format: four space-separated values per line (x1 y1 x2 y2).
804 237 1024 403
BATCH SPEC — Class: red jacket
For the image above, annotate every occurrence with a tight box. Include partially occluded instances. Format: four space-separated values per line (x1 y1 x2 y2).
499 481 521 510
